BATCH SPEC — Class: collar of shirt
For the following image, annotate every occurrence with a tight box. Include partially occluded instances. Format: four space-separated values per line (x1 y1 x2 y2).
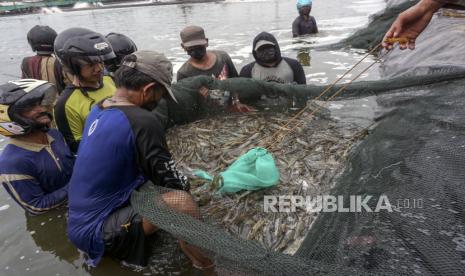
8 134 55 152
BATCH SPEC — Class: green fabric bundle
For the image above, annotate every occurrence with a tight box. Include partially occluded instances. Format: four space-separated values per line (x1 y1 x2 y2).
194 147 280 193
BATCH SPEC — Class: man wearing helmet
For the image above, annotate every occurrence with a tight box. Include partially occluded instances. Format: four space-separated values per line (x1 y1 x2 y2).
103 32 171 128
21 25 70 94
67 50 213 272
0 79 74 215
54 27 117 153
292 0 318 37
104 32 138 75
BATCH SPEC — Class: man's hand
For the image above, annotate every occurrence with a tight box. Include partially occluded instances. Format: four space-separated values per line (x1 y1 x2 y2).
382 0 443 50
227 101 257 113
198 86 209 99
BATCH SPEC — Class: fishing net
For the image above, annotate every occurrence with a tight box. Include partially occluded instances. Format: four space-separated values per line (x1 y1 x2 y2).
132 1 465 274
157 70 465 127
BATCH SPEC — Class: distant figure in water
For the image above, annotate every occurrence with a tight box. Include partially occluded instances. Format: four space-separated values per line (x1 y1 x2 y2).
292 0 318 37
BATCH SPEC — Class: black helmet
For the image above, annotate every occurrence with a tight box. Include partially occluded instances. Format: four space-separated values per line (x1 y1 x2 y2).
54 27 115 76
104 32 138 72
27 25 57 55
0 79 56 136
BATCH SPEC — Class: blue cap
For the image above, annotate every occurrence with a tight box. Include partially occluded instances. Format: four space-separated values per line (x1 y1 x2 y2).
297 0 312 10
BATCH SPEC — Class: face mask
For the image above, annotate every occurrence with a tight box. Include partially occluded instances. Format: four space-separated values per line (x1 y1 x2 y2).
187 46 207 60
104 58 120 73
140 93 158 111
256 47 277 64
140 87 161 111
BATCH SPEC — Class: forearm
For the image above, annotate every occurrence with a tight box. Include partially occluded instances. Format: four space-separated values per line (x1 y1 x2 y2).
292 22 299 37
28 184 68 213
418 0 444 13
432 0 461 5
152 159 190 191
4 177 68 215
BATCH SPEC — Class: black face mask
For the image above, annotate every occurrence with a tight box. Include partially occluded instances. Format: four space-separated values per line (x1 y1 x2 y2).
104 58 120 73
187 46 207 60
141 100 158 111
141 87 163 111
256 47 277 64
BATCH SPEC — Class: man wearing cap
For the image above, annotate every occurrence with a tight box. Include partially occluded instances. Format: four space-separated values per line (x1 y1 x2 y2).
177 25 238 81
292 0 318 37
240 32 306 84
67 50 214 271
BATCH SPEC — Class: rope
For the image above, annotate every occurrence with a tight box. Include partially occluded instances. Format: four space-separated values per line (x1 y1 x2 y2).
440 9 465 18
260 43 388 151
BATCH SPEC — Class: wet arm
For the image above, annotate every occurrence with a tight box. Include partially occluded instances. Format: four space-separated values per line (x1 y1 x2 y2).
54 99 82 153
225 54 239 78
292 18 300 37
1 175 68 215
286 58 307 84
312 16 318 33
21 58 29 78
134 114 189 191
239 63 254 78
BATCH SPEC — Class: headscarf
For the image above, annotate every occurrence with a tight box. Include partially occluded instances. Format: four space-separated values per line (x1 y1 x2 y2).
296 0 312 10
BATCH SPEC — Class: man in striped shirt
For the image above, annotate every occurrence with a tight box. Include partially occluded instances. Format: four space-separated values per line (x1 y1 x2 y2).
0 79 74 215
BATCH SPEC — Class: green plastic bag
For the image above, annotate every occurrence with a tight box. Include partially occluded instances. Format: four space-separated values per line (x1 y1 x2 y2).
194 147 280 193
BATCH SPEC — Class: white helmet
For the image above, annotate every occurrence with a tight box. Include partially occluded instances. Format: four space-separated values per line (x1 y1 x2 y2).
0 79 56 137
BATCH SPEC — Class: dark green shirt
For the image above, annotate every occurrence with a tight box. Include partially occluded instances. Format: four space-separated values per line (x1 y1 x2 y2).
177 50 238 81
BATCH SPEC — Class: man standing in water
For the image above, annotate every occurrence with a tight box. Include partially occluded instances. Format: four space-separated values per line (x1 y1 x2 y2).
178 25 254 113
0 79 74 215
240 32 307 84
21 25 69 94
67 50 214 273
382 0 464 50
292 0 318 37
177 25 238 81
54 27 116 153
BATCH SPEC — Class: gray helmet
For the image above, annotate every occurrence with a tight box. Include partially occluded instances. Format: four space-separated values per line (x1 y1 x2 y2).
27 25 57 55
105 32 138 72
54 27 115 76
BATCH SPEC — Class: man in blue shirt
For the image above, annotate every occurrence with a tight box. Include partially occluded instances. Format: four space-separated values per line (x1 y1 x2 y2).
0 79 74 215
67 51 213 271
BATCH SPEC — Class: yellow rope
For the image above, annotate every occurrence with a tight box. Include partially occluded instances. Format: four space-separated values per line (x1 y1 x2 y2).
440 9 465 18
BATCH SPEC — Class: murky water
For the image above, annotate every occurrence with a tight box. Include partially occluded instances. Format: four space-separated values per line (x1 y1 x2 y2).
0 0 385 275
